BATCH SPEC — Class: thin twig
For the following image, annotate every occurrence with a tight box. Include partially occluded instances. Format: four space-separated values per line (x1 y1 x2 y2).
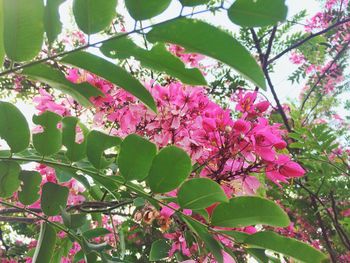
268 18 350 64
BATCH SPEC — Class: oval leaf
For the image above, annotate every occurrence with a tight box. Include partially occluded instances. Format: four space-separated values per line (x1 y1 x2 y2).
149 239 170 261
101 38 207 86
22 64 103 107
32 111 62 156
178 178 228 209
245 231 328 263
227 0 288 28
73 0 117 34
41 182 69 216
32 223 57 263
61 51 157 112
3 0 44 61
0 101 30 153
44 0 65 43
179 0 210 6
147 146 192 193
0 0 5 67
0 160 21 198
211 196 290 228
61 208 87 229
147 18 266 89
62 116 88 162
18 170 42 205
125 0 171 20
118 134 157 181
86 130 122 169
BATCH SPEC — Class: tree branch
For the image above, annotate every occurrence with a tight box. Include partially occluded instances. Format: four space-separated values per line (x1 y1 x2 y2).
0 216 38 224
300 39 350 112
268 18 350 64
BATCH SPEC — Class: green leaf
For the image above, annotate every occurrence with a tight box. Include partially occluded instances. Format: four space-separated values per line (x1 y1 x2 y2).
44 0 65 44
86 130 122 169
118 134 157 181
62 116 88 162
0 101 30 153
41 182 69 216
246 248 269 263
32 223 57 263
245 231 328 263
61 208 87 229
0 160 21 198
179 0 210 6
22 64 103 107
149 239 170 261
3 0 44 61
0 0 5 67
133 197 145 207
101 38 207 86
125 0 171 20
73 0 117 34
211 196 290 228
83 228 111 240
51 165 91 190
18 170 42 205
61 51 157 112
227 0 288 27
182 216 223 263
147 146 192 193
178 178 228 209
147 18 266 89
32 111 62 156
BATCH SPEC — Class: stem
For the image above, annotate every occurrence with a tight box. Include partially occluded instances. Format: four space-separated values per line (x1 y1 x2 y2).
310 196 338 262
300 39 350 112
268 18 350 64
0 200 79 241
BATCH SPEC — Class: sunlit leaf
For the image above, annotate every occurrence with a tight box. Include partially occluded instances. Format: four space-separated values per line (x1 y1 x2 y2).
22 64 103 107
18 170 42 205
178 178 228 209
62 116 88 162
3 0 44 61
125 0 171 20
211 196 290 228
118 134 157 181
73 0 117 34
0 160 21 198
227 0 288 27
147 18 266 89
147 146 192 193
86 130 121 169
44 0 65 43
0 101 30 153
61 51 157 112
179 0 210 6
245 231 328 263
101 38 207 85
32 111 62 156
